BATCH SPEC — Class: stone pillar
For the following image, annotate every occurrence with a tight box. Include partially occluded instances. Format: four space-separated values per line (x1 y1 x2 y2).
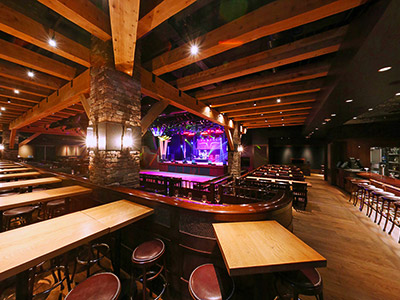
88 37 141 188
2 126 18 160
228 122 241 177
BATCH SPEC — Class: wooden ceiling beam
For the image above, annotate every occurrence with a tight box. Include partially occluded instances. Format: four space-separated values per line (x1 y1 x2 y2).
137 0 197 39
0 60 65 90
207 79 323 108
0 97 35 108
243 117 308 126
79 94 90 118
0 3 90 67
195 62 330 100
18 126 83 136
19 132 41 147
0 39 76 80
37 0 111 41
149 0 366 75
234 111 311 122
9 129 17 149
10 70 90 130
227 103 314 118
0 89 42 104
109 0 140 75
141 99 169 136
178 26 346 91
246 122 304 129
219 93 317 113
0 76 52 97
137 66 233 128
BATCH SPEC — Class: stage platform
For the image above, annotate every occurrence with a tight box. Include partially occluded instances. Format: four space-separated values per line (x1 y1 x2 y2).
159 161 227 176
140 170 215 183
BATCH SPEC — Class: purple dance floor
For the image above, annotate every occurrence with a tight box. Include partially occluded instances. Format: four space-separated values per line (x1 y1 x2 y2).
140 170 215 182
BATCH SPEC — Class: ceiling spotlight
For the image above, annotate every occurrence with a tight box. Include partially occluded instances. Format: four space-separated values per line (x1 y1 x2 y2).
268 125 271 127
315 128 319 130
353 116 357 119
48 38 57 47
322 122 326 125
282 124 285 126
265 119 268 122
378 66 391 72
345 99 353 103
190 44 199 55
331 113 336 117
280 111 282 114
276 98 281 103
368 108 373 111
27 70 35 78
325 118 331 122
7 99 11 103
281 117 284 120
261 114 264 116
253 102 256 106
14 89 20 94
395 92 400 96
1 107 5 111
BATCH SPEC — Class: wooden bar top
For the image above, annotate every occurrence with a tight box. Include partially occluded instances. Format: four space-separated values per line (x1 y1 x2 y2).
357 172 400 190
0 172 40 180
0 168 32 173
82 200 154 232
213 221 326 276
0 177 62 191
0 211 109 281
0 185 92 211
246 176 312 187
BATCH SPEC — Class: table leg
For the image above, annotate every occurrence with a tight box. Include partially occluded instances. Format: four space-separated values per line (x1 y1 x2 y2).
28 185 32 193
112 230 122 277
16 270 31 300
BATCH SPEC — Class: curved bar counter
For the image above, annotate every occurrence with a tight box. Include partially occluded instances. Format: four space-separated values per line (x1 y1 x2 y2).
21 163 293 299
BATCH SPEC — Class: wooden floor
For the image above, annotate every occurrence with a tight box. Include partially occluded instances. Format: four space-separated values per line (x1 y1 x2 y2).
293 174 400 300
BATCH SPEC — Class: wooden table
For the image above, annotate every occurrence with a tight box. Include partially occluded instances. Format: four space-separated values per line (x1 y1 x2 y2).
82 200 154 276
0 171 40 180
0 164 21 168
213 221 326 276
246 176 312 187
0 177 62 191
0 167 32 173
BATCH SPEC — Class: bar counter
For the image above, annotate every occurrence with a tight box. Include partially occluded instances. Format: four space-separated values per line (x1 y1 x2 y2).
16 163 293 299
357 172 400 192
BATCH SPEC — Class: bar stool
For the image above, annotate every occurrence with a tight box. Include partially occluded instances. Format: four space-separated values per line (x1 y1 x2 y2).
389 202 400 242
45 199 67 219
188 264 235 300
353 182 368 206
359 185 381 212
65 272 120 300
275 268 323 300
348 179 369 202
131 238 168 300
369 191 394 222
380 195 400 231
2 205 38 231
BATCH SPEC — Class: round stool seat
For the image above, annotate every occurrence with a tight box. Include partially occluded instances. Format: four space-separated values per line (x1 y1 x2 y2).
65 272 120 300
132 238 165 264
3 206 36 216
47 199 65 206
189 264 234 300
382 195 400 201
279 268 322 289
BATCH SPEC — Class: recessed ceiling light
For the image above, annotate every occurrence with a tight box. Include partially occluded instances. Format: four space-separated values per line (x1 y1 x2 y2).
253 102 256 106
280 111 282 114
190 44 199 55
1 107 5 111
276 98 281 103
331 113 336 117
261 114 264 116
315 128 319 130
282 124 285 126
353 116 357 119
48 38 57 47
324 118 331 122
378 66 391 72
27 70 35 78
7 99 11 103
14 89 19 94
265 119 268 122
368 108 373 111
322 122 326 125
345 99 353 103
395 92 400 96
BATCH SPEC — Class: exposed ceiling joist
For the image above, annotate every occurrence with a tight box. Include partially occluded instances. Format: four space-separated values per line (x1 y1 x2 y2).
137 66 233 128
0 97 35 108
19 132 41 147
0 3 90 67
207 79 323 108
109 0 140 75
10 70 90 130
0 89 42 103
219 93 317 113
0 60 65 90
148 0 367 76
37 0 111 41
0 77 52 97
19 126 83 136
243 116 308 126
195 62 330 100
179 26 345 91
227 103 314 118
141 99 169 136
234 111 311 122
79 94 90 118
137 0 197 39
246 122 304 129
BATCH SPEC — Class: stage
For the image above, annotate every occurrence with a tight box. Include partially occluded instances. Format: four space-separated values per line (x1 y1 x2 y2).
159 161 227 176
140 170 215 183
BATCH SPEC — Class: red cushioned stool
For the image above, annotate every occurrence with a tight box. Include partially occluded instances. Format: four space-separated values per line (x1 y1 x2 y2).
131 238 167 300
189 264 235 300
65 272 120 300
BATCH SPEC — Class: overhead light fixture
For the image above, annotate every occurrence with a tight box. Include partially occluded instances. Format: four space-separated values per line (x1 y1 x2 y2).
345 99 353 103
322 122 326 125
190 44 199 56
331 113 336 117
48 38 57 47
27 70 35 78
237 144 244 152
7 99 11 103
1 107 5 111
353 116 357 119
276 98 281 103
14 89 20 94
280 111 282 114
315 128 319 130
253 101 256 106
395 92 400 96
368 108 373 111
261 114 264 116
282 124 285 126
378 66 391 72
281 117 284 120
264 119 268 122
